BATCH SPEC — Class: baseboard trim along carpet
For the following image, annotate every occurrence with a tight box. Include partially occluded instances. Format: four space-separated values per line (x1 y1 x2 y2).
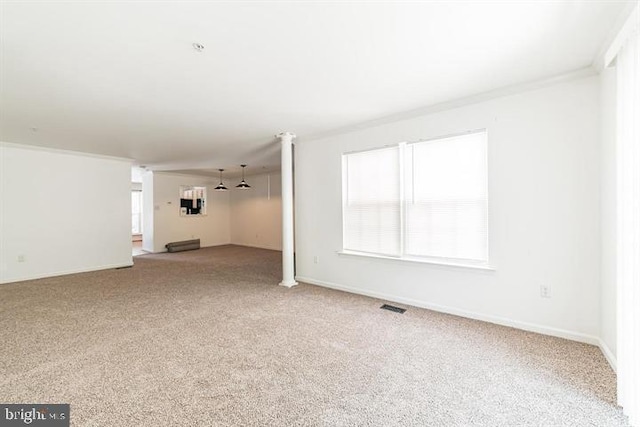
232 242 282 252
598 338 618 372
296 275 608 356
1 262 135 285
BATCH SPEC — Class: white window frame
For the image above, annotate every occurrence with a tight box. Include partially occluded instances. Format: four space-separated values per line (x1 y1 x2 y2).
341 129 491 270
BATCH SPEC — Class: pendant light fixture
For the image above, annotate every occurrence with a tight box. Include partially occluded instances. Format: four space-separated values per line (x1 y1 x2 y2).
236 164 251 189
214 169 228 191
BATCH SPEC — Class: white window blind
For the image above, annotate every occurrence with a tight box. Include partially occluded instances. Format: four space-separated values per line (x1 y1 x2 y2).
405 132 488 262
342 130 488 264
343 146 401 256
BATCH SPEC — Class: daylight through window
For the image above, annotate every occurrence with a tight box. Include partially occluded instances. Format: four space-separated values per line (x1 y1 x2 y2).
342 130 488 265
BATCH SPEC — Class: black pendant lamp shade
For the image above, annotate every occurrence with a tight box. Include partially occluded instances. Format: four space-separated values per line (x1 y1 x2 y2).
215 169 228 191
236 164 251 189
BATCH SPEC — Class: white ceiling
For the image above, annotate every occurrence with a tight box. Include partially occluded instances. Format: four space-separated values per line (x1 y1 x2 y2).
0 1 632 175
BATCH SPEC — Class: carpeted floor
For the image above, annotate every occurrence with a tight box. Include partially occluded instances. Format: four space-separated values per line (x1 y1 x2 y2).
0 245 628 426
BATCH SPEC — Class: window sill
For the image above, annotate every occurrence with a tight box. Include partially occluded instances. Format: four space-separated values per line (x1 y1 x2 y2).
337 250 495 271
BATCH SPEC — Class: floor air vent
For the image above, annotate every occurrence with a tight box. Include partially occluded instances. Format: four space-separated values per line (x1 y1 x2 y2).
380 304 406 314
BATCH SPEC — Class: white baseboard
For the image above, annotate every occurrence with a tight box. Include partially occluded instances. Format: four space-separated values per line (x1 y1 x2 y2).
231 242 282 252
295 275 601 346
1 261 134 285
598 338 617 372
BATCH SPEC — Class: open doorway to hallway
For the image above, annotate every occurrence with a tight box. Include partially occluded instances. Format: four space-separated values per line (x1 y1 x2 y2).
132 190 144 256
131 167 146 257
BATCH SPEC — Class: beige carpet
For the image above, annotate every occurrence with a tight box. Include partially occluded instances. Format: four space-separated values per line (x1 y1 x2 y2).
0 245 628 426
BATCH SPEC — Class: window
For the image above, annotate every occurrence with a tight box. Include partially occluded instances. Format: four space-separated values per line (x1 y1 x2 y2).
131 190 143 234
342 130 488 265
343 146 401 256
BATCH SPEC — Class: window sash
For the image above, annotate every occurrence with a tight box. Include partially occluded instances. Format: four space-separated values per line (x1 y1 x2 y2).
343 146 401 257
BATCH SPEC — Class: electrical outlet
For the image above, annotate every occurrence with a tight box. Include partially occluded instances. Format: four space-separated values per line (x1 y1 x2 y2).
17 255 26 263
540 285 551 298
313 256 319 264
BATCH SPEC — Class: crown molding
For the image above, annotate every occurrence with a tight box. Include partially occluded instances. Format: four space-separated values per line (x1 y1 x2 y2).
0 141 133 163
593 1 638 71
301 67 596 143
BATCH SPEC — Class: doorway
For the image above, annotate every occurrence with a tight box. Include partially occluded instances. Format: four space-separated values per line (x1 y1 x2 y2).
131 167 146 256
132 189 144 256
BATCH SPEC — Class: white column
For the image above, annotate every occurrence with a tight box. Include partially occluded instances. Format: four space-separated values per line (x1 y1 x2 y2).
278 132 298 287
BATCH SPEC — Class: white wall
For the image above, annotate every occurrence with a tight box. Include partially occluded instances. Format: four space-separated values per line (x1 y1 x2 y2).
143 170 282 253
600 67 618 365
0 143 132 283
149 172 231 253
131 167 145 183
230 172 282 251
295 75 602 342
